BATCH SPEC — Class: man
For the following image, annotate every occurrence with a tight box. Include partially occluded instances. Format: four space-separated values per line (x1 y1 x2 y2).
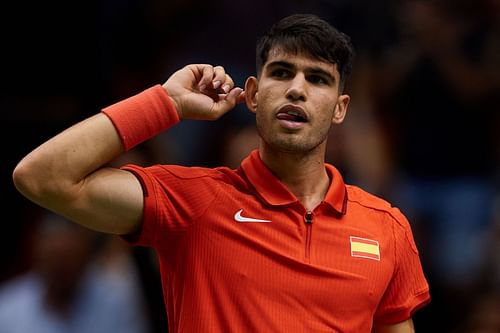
13 14 430 332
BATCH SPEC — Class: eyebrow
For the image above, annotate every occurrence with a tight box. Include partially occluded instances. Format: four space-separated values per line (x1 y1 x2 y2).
266 60 336 83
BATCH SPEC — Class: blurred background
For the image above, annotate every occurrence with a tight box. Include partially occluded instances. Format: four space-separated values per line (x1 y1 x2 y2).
1 0 499 332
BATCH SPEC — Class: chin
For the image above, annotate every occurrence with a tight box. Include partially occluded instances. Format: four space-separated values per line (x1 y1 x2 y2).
266 138 320 154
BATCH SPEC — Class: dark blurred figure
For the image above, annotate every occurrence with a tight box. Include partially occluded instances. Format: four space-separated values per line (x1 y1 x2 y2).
0 211 151 333
372 0 500 331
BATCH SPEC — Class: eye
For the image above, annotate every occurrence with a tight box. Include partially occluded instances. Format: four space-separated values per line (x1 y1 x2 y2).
307 75 328 85
271 68 292 79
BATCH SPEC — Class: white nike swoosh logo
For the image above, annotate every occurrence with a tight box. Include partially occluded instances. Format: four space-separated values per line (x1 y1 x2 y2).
234 209 272 223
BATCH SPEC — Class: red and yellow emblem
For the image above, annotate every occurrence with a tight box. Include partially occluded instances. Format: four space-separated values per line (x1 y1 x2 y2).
350 236 380 260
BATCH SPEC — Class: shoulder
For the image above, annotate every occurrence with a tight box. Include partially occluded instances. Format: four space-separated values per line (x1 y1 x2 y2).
123 163 241 184
347 185 407 221
121 163 251 202
346 185 419 254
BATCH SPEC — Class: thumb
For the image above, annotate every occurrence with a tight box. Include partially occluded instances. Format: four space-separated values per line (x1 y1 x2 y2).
210 88 244 117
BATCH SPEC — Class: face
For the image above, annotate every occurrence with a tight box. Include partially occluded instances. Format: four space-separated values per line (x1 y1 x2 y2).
245 48 349 154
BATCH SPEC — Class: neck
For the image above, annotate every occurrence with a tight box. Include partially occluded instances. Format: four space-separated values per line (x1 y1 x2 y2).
259 144 330 211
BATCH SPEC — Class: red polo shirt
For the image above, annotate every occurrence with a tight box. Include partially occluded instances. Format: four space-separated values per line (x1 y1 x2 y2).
122 149 430 332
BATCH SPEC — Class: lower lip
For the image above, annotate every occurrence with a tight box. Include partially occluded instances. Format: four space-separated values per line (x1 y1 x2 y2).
277 119 306 130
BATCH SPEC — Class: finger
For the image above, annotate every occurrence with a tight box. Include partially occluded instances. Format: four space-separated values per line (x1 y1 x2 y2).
216 88 245 105
221 74 235 93
211 87 244 117
226 87 245 105
212 66 226 90
198 65 215 91
236 89 246 104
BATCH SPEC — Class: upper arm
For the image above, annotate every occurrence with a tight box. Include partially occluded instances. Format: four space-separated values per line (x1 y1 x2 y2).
372 319 415 333
373 212 430 323
67 166 145 235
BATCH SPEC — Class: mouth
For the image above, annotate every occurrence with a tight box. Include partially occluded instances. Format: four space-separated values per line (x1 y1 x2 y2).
276 105 308 123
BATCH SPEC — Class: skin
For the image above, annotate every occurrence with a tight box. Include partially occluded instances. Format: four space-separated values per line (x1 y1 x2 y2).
12 50 415 332
245 49 349 210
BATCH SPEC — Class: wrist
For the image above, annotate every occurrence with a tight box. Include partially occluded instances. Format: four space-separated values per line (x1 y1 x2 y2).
102 84 180 151
160 84 183 120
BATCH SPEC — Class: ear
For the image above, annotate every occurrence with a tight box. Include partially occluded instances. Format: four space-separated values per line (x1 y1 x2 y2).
332 94 350 124
244 76 258 114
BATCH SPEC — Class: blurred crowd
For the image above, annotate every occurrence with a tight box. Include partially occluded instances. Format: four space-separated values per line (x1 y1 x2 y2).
1 0 499 332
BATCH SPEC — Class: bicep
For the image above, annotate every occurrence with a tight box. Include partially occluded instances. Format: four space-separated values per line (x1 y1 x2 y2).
372 319 415 333
60 167 144 235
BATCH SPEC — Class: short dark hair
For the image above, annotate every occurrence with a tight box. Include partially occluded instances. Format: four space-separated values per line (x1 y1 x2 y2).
256 14 355 91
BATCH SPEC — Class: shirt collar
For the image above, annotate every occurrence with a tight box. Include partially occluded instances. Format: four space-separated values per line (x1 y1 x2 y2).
240 150 347 215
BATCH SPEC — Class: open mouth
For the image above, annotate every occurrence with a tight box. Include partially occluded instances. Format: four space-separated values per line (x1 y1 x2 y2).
276 105 308 123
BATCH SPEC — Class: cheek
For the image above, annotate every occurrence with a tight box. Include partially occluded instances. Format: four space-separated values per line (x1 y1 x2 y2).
255 110 272 133
256 88 276 106
315 95 338 119
255 92 277 119
257 81 284 102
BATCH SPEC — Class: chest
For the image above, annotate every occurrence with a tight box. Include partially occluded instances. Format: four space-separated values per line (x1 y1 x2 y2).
161 192 395 315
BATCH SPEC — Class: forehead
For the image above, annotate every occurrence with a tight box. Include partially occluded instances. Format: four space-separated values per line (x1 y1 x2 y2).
264 47 339 77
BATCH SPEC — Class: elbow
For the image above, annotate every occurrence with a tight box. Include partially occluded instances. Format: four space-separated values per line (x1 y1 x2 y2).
12 155 64 206
13 155 81 212
12 157 43 202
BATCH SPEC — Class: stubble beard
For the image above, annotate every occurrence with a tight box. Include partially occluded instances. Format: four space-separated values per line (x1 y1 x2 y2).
256 120 330 155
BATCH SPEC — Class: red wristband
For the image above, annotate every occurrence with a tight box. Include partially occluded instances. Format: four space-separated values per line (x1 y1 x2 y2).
102 84 180 151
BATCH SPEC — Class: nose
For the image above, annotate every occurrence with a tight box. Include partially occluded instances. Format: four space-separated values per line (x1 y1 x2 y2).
286 74 307 102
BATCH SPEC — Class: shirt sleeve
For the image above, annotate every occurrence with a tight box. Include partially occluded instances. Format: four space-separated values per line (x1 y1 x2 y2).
119 164 220 249
373 209 431 324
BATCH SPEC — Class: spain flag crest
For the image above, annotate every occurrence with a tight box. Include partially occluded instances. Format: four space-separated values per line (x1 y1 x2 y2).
350 236 380 261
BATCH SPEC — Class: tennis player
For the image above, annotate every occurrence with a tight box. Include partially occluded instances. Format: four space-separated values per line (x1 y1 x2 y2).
13 14 430 332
